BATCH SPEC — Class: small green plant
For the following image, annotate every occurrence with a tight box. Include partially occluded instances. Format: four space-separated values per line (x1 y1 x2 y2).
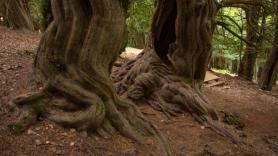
223 112 245 130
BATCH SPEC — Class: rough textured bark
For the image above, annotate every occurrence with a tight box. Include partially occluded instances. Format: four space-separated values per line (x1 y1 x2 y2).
259 17 278 91
238 6 261 81
4 0 34 30
113 0 218 122
10 0 171 154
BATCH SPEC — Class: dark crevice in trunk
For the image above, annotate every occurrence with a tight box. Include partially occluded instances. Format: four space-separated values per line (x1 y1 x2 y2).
153 0 177 62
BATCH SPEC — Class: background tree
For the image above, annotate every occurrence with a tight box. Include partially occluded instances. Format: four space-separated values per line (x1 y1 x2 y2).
0 0 5 22
259 1 278 90
211 0 274 83
238 5 263 81
212 8 246 74
3 0 34 30
127 0 154 48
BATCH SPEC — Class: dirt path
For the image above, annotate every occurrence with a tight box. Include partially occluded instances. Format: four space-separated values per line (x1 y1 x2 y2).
0 26 277 156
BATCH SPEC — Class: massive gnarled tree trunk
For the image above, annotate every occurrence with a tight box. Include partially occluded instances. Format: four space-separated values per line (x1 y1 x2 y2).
238 6 261 81
113 0 218 122
10 0 171 154
259 9 278 91
3 0 34 30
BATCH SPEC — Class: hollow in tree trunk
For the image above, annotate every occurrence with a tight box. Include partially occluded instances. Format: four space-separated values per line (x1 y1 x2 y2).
113 0 218 122
10 0 171 154
4 0 34 30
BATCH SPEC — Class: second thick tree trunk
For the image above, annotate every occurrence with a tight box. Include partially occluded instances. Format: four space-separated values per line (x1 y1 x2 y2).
113 0 218 121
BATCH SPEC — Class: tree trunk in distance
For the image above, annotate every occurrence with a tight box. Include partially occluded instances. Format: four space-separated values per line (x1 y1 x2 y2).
0 1 5 25
259 46 278 91
259 16 278 90
232 59 238 74
4 0 34 30
238 6 261 81
128 29 146 49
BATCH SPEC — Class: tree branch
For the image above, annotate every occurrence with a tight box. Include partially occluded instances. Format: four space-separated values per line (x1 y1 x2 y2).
217 14 243 32
215 21 253 46
217 0 268 9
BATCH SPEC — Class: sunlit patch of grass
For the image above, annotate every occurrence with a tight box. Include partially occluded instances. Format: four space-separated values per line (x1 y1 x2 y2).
211 68 237 77
211 68 226 74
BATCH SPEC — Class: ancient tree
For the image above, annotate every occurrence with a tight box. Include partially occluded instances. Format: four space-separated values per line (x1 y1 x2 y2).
10 0 171 154
113 0 219 122
3 0 34 30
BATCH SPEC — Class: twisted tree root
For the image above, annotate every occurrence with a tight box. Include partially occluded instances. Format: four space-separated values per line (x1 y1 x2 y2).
9 73 172 155
113 51 218 122
113 50 243 145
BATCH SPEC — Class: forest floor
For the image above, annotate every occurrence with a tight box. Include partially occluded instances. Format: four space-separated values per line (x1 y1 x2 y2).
0 26 277 156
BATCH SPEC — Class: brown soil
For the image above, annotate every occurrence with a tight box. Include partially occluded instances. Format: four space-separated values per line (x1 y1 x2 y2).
0 26 277 156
